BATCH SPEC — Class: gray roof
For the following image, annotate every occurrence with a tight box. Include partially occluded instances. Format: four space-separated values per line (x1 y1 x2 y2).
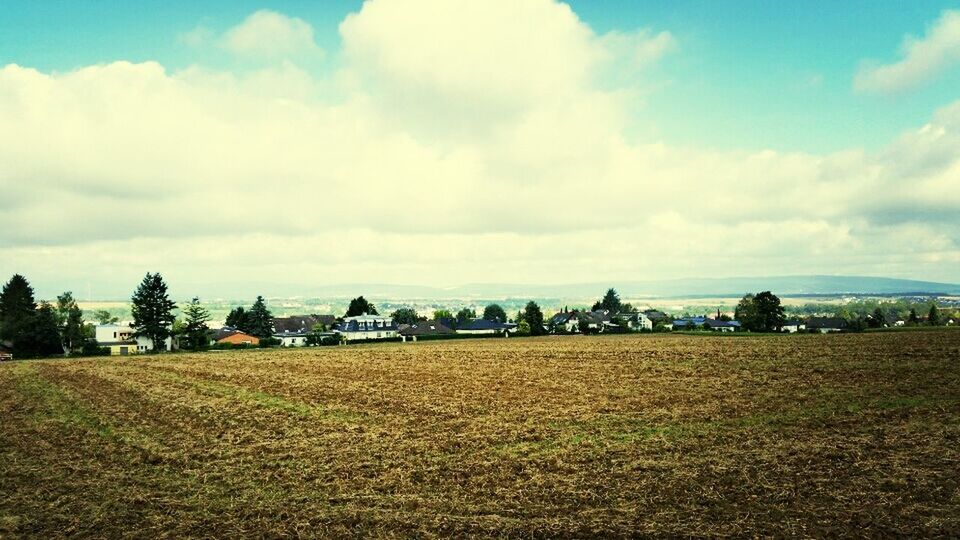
806 317 848 329
459 319 517 331
399 320 455 336
273 315 336 333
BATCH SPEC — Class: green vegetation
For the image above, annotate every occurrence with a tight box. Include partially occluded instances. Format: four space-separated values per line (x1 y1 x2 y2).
130 272 177 353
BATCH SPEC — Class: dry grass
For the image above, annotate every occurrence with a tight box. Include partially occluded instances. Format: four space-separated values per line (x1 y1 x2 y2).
2 331 960 537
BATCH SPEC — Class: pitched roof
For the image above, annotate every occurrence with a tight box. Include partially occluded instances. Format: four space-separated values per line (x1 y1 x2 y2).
399 320 455 336
806 317 848 329
273 315 335 333
459 319 517 331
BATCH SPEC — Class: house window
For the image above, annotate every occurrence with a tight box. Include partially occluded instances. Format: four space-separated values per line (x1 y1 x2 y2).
114 332 117 339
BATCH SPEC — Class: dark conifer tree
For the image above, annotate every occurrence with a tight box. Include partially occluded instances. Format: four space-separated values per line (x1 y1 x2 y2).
130 272 177 353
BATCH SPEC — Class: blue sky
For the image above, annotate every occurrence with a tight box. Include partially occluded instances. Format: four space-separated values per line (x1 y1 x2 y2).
2 1 958 152
1 1 959 297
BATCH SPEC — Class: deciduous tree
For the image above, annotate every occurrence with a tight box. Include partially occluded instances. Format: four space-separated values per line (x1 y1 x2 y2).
523 301 546 336
346 296 378 317
482 304 507 324
225 307 251 332
93 309 119 325
390 308 419 325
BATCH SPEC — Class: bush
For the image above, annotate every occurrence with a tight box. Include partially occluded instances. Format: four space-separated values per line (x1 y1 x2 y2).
259 337 281 348
79 339 110 357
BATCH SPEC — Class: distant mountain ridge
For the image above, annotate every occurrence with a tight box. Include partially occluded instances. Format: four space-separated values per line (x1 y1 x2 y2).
67 275 960 302
176 275 960 301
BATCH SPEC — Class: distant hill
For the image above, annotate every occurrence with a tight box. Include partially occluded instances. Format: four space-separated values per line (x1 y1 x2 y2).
71 275 960 302
441 275 960 299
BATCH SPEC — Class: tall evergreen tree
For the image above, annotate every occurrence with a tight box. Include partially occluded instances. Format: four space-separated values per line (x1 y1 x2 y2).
928 304 942 326
225 306 251 332
0 274 37 345
130 272 177 353
908 308 921 325
247 296 274 338
345 296 378 317
482 304 507 324
523 301 546 336
596 288 622 313
181 297 212 350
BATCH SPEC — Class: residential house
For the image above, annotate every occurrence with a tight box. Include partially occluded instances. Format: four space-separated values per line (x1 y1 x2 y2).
95 323 172 355
780 320 806 333
273 315 336 333
274 331 308 347
644 309 673 330
806 317 848 333
399 320 456 341
672 317 741 332
703 319 741 332
337 314 398 342
0 341 12 361
619 312 653 331
456 319 517 336
216 330 260 346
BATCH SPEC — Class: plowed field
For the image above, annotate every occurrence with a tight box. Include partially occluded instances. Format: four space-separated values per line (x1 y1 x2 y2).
2 331 959 537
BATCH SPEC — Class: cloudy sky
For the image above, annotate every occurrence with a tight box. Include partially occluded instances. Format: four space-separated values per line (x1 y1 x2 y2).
2 0 960 299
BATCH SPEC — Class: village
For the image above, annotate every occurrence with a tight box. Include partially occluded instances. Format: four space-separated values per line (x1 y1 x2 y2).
2 273 957 360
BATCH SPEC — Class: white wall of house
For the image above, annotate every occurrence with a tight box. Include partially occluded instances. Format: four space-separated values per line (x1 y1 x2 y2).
94 324 171 353
277 334 306 347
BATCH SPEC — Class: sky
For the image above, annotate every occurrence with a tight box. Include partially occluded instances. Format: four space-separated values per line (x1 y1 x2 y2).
1 0 959 299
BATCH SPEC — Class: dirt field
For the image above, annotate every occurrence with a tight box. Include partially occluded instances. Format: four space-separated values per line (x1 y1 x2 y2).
2 331 959 537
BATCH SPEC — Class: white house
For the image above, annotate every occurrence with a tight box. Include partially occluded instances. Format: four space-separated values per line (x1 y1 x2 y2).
337 314 398 342
781 320 806 333
274 331 308 347
94 323 172 355
623 312 653 331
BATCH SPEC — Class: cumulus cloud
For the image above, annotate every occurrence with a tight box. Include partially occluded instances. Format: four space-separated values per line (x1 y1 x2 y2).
220 10 323 60
854 9 960 94
1 0 959 296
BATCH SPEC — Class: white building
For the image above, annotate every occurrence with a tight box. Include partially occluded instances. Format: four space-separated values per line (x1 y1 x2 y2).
94 323 172 355
274 331 308 347
337 314 398 342
781 320 806 333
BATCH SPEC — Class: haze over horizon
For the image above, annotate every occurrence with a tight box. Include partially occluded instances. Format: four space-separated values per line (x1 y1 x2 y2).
3 1 960 297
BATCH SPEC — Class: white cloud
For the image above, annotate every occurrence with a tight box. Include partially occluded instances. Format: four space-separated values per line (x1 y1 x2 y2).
601 29 677 67
220 10 322 60
854 9 960 94
1 1 959 296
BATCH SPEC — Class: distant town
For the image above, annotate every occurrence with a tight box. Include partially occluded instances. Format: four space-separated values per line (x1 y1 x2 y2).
1 272 958 360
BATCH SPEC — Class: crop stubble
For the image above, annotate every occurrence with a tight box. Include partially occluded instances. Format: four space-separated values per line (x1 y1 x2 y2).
1 331 959 537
